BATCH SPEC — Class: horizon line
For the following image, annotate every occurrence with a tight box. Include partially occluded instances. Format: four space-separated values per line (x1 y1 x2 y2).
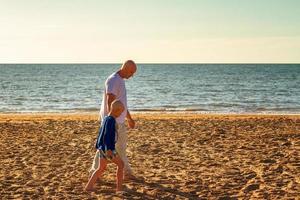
0 62 300 65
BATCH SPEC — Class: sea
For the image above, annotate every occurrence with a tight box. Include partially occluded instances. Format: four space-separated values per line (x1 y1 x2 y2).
0 64 299 114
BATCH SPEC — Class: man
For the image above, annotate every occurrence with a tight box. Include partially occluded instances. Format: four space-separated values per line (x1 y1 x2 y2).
90 60 137 180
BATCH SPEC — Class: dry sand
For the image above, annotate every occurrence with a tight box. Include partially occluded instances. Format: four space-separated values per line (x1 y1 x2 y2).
0 113 299 199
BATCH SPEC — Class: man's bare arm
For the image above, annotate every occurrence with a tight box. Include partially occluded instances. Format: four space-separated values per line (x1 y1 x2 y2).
126 110 135 129
106 93 116 113
126 110 132 121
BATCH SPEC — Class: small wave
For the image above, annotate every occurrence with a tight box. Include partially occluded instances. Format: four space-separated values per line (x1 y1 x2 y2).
184 108 209 111
62 108 99 112
255 107 300 112
132 107 209 112
208 103 243 108
14 97 27 101
132 108 167 112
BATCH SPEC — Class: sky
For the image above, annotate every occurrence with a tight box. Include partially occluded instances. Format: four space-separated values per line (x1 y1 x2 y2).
0 0 299 63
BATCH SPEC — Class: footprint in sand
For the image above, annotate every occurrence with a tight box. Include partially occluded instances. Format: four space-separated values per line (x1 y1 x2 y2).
241 183 260 195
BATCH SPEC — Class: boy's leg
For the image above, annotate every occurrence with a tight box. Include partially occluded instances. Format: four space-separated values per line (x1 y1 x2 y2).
89 150 100 176
85 158 107 191
115 124 132 176
111 156 124 192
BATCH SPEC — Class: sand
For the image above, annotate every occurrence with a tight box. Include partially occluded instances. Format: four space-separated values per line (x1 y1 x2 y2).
0 113 299 199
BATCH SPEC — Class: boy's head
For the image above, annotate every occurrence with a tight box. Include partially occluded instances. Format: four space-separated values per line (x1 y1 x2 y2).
110 100 124 117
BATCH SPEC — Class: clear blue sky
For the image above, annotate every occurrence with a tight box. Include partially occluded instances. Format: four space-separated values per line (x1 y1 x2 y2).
0 0 299 63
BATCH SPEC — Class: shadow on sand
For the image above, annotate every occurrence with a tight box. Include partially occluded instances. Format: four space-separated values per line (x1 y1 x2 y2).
91 178 200 199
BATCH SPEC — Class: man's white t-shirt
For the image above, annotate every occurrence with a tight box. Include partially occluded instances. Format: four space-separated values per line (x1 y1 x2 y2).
100 72 127 124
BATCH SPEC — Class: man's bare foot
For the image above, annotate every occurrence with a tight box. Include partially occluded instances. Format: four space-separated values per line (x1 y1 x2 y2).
124 173 138 181
116 190 126 195
85 186 95 192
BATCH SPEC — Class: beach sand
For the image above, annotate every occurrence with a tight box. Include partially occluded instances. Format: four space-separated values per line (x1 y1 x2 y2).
0 113 299 199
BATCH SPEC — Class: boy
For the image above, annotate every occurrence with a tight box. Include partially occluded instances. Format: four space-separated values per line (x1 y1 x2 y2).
85 100 125 192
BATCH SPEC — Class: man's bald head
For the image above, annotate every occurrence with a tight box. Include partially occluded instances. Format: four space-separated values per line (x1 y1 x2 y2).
121 60 136 70
119 60 137 79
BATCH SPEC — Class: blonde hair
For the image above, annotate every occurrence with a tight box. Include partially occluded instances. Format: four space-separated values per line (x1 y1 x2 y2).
110 100 124 113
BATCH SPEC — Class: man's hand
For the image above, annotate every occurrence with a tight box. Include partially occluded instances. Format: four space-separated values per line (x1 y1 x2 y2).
126 110 135 129
127 118 135 129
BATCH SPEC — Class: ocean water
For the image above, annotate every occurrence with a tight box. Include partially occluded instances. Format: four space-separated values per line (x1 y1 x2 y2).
0 64 299 113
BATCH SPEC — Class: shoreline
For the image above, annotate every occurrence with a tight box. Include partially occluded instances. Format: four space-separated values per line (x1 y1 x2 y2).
0 111 299 121
1 110 300 114
1 111 300 115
